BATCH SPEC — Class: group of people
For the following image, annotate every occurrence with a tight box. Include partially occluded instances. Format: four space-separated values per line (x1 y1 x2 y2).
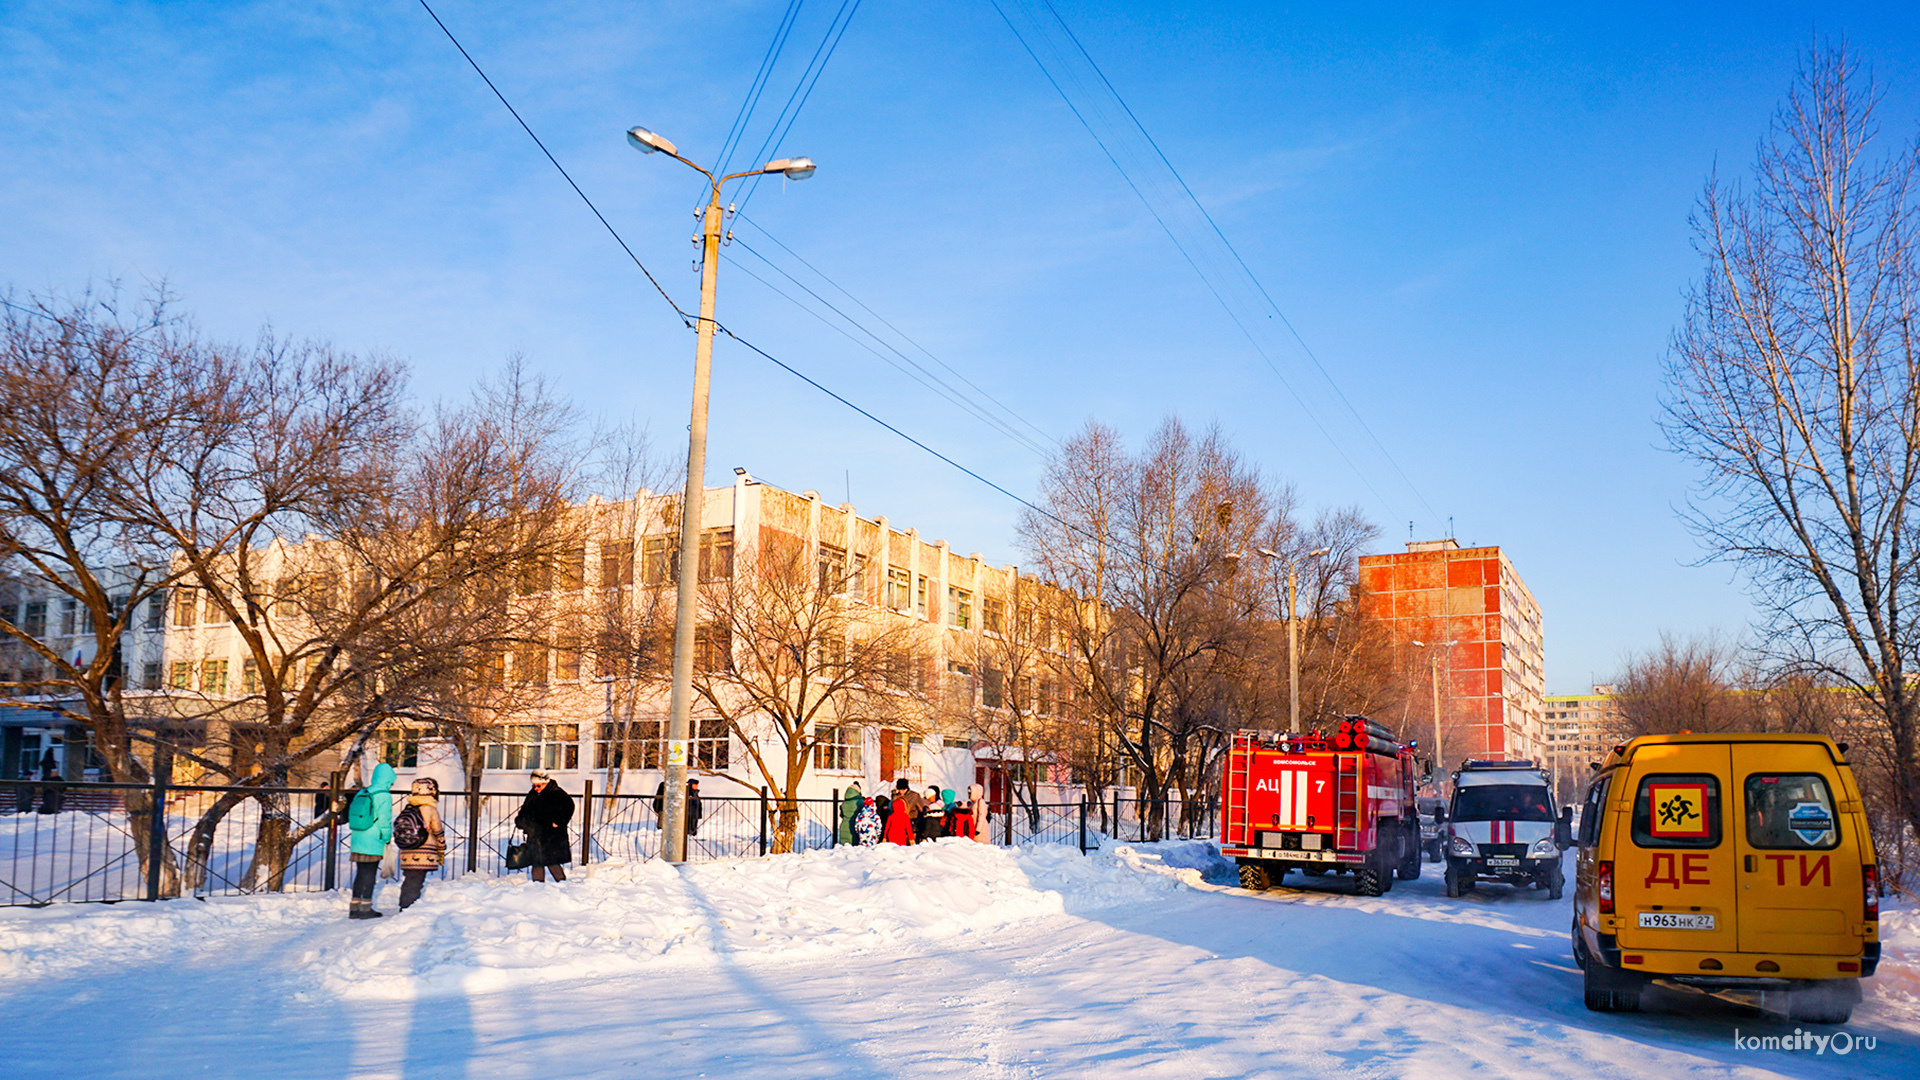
340 764 574 920
340 768 987 918
844 778 988 847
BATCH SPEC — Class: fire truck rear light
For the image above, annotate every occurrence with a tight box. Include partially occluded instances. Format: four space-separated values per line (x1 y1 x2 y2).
1598 861 1614 914
1864 865 1879 920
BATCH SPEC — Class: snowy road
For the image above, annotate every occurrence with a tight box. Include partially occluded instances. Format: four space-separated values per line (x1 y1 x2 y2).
0 841 1913 1079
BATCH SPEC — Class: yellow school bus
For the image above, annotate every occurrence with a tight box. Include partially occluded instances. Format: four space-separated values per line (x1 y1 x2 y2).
1571 733 1879 1023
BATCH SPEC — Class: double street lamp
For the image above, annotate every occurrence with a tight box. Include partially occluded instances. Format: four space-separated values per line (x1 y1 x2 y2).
627 125 815 863
1253 547 1330 733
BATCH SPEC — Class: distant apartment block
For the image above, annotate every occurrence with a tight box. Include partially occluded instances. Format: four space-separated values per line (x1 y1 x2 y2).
1358 539 1544 767
1541 684 1620 799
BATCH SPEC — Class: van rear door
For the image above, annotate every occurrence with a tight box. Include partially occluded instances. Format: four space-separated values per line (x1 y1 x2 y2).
1732 744 1859 956
1615 742 1739 953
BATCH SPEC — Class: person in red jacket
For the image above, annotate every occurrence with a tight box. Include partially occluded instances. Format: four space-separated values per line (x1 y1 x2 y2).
883 779 917 845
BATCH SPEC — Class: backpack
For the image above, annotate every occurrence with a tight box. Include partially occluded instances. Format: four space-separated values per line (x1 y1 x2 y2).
346 787 377 831
393 803 428 850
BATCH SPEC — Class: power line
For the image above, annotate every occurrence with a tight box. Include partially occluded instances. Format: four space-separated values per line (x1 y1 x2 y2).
736 212 1058 451
723 242 1053 457
714 0 807 180
1037 0 1443 533
415 4 1301 614
990 0 1444 532
414 0 691 327
735 0 864 216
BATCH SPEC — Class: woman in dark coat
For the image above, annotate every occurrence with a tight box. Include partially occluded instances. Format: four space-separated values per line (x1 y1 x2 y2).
514 770 574 882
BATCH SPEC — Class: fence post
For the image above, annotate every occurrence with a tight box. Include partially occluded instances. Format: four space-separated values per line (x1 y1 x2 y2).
1079 796 1089 854
580 779 594 866
323 769 343 891
1113 790 1121 842
830 788 838 849
145 744 171 902
466 772 482 874
758 786 769 856
1001 794 1012 845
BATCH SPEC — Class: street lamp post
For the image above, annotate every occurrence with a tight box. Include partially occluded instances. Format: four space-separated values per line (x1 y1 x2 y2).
627 125 815 863
1254 547 1331 733
1410 638 1456 777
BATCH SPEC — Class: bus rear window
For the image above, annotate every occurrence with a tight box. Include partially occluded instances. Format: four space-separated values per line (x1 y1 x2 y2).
1630 773 1721 849
1744 774 1840 850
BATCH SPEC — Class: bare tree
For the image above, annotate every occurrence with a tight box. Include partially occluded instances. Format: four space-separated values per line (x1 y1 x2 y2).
0 287 196 891
1610 633 1757 739
959 575 1080 830
1020 418 1279 839
1664 43 1920 845
692 527 931 852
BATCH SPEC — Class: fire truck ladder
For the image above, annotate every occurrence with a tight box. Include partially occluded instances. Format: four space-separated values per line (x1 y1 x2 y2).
1225 735 1254 845
1335 752 1361 850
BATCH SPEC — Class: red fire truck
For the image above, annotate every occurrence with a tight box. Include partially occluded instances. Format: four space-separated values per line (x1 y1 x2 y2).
1219 717 1423 896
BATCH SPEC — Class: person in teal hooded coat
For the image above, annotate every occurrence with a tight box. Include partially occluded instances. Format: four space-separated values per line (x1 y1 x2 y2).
837 783 862 845
345 761 395 919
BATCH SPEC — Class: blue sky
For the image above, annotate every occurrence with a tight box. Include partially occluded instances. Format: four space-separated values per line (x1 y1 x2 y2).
4 1 1917 692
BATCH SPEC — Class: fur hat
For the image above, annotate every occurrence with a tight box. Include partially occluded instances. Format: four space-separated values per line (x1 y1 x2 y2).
410 777 439 796
530 770 552 782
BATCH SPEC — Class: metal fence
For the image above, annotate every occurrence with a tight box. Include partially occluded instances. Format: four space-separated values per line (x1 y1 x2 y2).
0 778 1213 907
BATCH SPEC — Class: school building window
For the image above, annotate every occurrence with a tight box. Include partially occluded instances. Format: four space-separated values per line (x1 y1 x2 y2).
812 724 863 772
170 661 192 690
200 659 229 694
482 723 581 772
947 586 972 630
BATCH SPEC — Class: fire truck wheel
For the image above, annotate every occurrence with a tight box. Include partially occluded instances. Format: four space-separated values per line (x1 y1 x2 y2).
1239 863 1273 891
1444 863 1467 898
1354 865 1384 897
1397 825 1423 880
1547 864 1564 900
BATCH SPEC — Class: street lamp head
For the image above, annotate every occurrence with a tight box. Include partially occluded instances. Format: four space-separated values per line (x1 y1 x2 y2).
763 156 816 180
1254 548 1279 560
1309 547 1332 558
1411 639 1427 647
626 125 678 156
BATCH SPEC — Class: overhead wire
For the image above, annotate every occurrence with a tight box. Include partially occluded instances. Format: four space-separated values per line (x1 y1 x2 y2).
734 0 863 216
724 239 1053 457
735 212 1058 451
413 2 1292 613
415 0 691 327
713 0 807 179
1037 0 1443 533
989 0 1444 532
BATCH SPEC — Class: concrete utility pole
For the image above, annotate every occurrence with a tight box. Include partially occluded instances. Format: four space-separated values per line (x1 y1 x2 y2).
627 125 814 862
1257 547 1330 733
1411 638 1455 775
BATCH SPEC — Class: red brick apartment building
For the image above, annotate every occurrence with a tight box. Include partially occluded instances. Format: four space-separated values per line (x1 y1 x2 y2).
1357 539 1544 768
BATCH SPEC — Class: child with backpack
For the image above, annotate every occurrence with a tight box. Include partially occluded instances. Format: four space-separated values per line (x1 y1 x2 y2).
345 762 395 920
393 777 447 909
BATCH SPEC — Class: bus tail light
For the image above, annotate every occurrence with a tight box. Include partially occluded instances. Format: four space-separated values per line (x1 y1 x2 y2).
1598 860 1614 915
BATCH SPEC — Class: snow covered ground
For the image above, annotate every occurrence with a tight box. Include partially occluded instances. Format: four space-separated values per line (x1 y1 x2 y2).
0 840 1913 1078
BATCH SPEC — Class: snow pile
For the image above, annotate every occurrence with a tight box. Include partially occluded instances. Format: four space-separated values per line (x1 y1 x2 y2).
0 839 1206 999
1876 904 1920 1015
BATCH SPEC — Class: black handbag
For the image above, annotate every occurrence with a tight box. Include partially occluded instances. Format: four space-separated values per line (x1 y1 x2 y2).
505 839 533 870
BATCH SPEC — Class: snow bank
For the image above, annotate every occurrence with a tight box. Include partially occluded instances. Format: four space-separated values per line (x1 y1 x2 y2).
0 839 1205 1000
